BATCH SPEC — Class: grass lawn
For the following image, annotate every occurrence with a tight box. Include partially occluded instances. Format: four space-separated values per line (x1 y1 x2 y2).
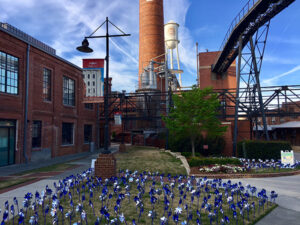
3 173 278 225
0 177 36 191
2 146 278 225
251 167 300 174
115 146 187 175
14 163 75 176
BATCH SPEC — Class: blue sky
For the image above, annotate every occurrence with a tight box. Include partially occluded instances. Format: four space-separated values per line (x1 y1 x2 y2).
1 0 299 92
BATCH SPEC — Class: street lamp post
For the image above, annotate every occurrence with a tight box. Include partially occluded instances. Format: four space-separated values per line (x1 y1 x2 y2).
77 17 130 154
77 17 130 179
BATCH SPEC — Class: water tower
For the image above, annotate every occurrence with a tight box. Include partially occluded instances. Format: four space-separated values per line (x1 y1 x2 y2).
164 20 182 87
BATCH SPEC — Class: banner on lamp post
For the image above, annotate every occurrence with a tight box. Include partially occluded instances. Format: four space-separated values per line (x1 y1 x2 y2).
114 112 122 125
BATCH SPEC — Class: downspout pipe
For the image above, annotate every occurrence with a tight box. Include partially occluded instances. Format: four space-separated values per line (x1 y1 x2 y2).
23 44 30 163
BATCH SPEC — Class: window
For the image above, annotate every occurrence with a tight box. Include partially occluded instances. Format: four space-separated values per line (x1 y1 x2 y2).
93 88 95 93
85 103 93 110
84 124 92 143
87 81 90 86
43 68 51 101
93 74 95 79
0 51 19 94
62 122 74 145
88 74 90 79
93 81 95 86
32 121 42 148
63 76 75 106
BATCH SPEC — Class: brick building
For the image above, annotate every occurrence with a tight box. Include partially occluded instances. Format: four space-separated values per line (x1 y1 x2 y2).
82 59 104 97
254 101 300 145
0 23 98 167
198 51 251 155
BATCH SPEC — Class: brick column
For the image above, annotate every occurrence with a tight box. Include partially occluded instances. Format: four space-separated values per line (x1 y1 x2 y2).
94 154 117 179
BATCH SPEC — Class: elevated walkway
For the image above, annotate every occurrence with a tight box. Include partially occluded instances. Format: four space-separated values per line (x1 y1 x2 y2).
212 0 295 74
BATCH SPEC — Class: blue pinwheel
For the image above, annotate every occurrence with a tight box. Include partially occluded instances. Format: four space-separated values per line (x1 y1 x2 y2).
10 205 15 225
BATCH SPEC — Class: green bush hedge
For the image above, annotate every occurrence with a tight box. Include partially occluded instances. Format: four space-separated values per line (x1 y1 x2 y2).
181 152 202 158
169 134 225 156
188 157 241 167
237 140 292 160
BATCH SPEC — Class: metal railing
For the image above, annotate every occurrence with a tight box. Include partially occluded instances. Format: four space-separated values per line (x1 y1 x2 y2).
0 22 56 55
219 0 258 52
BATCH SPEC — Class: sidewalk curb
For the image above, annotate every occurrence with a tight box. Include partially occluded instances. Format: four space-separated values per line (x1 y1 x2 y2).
163 150 191 175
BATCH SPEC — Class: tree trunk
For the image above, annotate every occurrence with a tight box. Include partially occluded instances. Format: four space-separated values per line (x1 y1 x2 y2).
191 139 195 157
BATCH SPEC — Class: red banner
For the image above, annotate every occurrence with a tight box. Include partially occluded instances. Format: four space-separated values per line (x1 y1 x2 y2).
83 59 104 68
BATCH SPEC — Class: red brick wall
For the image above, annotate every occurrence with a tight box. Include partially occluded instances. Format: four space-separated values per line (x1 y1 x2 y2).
0 29 98 164
94 154 116 179
237 120 251 142
221 122 233 156
198 51 236 90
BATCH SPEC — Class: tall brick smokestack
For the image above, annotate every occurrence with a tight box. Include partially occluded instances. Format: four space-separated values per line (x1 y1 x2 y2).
139 0 165 90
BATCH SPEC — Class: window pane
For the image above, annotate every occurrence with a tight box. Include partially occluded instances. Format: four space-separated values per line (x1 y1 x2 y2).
85 103 93 110
43 68 51 101
84 124 92 143
0 51 18 94
62 76 75 106
62 122 74 145
32 121 42 148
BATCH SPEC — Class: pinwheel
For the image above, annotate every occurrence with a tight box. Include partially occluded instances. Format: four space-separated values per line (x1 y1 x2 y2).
0 168 280 225
148 210 156 225
13 198 19 215
81 210 88 225
18 211 25 225
132 219 137 225
137 204 144 222
10 205 15 225
173 213 179 225
76 204 83 224
251 202 255 219
65 210 72 225
2 210 8 223
270 191 278 204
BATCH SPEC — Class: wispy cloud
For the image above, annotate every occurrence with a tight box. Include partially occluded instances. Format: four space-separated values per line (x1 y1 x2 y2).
263 55 299 65
262 65 300 86
0 0 198 91
269 36 300 45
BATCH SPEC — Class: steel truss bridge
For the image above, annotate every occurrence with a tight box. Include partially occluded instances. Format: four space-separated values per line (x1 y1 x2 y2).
101 85 300 128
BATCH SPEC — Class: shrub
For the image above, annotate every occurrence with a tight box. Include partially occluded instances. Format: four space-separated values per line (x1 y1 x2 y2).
237 140 292 160
181 152 202 158
168 134 225 156
203 135 225 156
188 157 241 167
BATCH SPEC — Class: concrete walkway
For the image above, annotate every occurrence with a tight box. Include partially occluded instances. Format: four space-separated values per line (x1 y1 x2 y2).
0 143 121 176
0 144 121 218
232 174 300 225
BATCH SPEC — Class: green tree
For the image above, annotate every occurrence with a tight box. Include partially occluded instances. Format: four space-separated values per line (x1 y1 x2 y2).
163 86 227 157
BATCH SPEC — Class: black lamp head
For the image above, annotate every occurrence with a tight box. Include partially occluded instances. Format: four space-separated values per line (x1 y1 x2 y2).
76 38 93 53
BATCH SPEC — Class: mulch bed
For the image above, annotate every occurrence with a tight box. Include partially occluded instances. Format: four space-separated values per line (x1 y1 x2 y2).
190 166 300 178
